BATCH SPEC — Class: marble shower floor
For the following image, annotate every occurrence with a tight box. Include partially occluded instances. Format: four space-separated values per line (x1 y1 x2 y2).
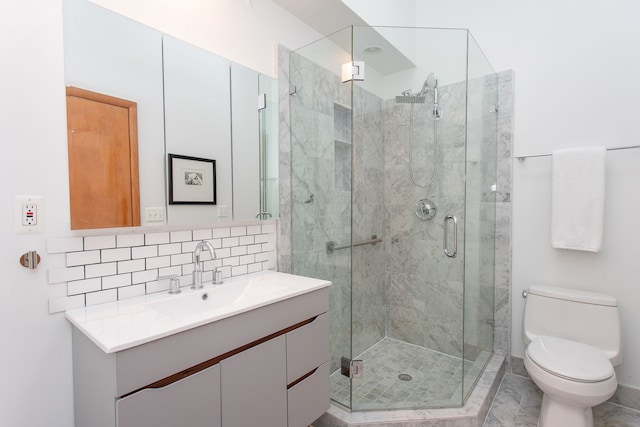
483 373 640 427
330 337 491 410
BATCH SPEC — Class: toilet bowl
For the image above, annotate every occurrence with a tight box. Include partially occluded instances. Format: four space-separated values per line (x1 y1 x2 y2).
524 336 617 427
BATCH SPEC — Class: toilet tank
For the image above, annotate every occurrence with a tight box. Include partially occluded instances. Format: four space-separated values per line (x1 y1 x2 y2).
523 285 622 366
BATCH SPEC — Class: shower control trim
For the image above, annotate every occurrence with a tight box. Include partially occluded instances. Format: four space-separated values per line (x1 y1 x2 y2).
416 198 437 220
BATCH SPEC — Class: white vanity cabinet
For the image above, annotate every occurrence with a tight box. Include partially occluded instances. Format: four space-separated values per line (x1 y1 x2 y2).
69 283 330 427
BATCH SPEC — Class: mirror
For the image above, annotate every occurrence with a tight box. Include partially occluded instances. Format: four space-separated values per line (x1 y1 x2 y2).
63 0 278 229
63 0 165 229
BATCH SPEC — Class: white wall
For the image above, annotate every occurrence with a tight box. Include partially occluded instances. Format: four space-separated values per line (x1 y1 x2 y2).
343 0 640 388
0 1 319 426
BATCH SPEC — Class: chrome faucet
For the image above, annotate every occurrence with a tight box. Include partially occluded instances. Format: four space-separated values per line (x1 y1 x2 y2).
192 240 216 289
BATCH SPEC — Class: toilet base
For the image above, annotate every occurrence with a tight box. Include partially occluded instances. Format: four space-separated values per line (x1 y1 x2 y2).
539 393 594 427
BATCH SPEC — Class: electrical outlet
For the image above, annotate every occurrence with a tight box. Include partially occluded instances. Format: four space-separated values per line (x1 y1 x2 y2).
145 207 165 222
15 195 43 233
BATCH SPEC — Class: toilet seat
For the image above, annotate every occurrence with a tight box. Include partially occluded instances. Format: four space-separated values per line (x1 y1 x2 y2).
527 336 614 383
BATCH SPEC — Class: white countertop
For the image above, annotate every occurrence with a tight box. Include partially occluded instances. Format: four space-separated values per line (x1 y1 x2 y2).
65 270 330 354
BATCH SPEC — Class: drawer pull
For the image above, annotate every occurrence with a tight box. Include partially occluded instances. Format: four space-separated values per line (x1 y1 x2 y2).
287 367 318 389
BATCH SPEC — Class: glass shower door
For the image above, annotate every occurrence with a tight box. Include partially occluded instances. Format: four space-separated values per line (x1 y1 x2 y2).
289 26 355 410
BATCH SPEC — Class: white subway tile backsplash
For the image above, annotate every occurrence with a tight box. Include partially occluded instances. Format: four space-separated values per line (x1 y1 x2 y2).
132 245 157 259
255 233 273 244
247 244 262 254
145 232 170 245
117 259 146 274
146 256 170 270
117 234 144 248
66 250 100 267
239 235 255 246
68 278 101 295
49 266 85 284
86 289 117 306
192 228 213 240
158 266 181 278
85 235 116 250
230 226 246 237
47 237 83 254
254 252 270 263
158 243 182 256
222 237 239 248
118 284 146 300
232 265 248 276
247 262 262 274
231 246 247 257
215 247 231 258
247 225 262 235
170 230 192 242
48 221 277 311
212 227 230 238
86 262 117 278
223 257 240 267
132 269 158 284
262 223 276 234
239 254 255 265
101 247 131 263
171 253 192 266
146 279 170 294
49 295 85 314
102 273 132 290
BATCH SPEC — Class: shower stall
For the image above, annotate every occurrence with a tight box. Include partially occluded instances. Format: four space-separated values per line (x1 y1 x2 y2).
289 26 498 411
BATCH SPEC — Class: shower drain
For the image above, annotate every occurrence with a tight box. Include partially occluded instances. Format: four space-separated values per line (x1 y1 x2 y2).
397 373 413 382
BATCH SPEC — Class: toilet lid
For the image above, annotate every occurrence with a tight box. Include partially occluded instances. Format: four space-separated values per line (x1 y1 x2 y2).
527 336 614 383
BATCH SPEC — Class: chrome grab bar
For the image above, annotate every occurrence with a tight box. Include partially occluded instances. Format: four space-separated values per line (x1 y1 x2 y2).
443 215 458 258
326 235 382 254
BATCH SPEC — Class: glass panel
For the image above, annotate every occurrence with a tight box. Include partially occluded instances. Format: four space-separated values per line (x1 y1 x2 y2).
289 26 354 410
462 31 497 401
291 25 496 413
258 74 279 219
349 26 470 411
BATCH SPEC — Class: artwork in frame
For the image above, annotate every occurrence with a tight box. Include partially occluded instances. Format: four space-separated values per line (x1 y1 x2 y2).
168 154 216 204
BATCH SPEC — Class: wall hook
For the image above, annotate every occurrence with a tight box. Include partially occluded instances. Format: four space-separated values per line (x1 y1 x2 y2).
20 250 41 270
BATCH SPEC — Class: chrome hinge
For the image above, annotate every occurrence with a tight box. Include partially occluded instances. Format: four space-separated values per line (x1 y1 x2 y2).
258 93 266 111
341 61 365 83
341 357 364 378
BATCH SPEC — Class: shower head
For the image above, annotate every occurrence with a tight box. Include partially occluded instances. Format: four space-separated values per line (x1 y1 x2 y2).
418 73 438 96
395 95 426 104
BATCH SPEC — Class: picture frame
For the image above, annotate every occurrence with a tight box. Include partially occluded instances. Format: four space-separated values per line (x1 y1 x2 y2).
168 154 216 204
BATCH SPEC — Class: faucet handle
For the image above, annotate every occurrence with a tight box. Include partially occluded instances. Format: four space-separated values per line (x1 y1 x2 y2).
158 275 181 294
213 268 223 285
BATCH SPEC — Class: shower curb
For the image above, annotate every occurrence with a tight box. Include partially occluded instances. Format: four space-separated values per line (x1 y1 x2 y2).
313 354 505 427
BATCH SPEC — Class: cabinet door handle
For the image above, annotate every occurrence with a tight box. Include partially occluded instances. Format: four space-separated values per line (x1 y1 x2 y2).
443 215 458 258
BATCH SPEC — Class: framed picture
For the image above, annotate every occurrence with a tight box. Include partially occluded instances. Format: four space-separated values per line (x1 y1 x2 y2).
168 154 216 204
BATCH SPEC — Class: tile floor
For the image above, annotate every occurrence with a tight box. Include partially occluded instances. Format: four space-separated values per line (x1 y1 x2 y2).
330 337 491 410
483 373 640 427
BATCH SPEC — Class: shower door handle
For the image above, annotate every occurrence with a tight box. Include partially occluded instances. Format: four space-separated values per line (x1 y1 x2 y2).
443 215 458 258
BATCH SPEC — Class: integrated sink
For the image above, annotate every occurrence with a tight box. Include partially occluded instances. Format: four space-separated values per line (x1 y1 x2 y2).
65 270 330 353
147 280 287 319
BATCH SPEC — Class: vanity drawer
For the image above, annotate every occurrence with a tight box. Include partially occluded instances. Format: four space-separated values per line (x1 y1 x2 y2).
287 362 329 427
286 312 329 383
115 364 221 427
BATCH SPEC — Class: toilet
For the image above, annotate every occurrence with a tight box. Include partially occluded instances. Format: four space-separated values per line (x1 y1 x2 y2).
522 285 622 427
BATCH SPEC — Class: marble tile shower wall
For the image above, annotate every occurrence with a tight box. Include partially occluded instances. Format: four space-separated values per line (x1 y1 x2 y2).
46 223 278 313
384 82 467 357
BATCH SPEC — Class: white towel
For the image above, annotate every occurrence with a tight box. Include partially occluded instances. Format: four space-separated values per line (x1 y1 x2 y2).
551 146 606 252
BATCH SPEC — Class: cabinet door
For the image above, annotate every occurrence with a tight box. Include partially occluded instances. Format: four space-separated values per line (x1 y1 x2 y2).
116 364 221 427
221 335 287 427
